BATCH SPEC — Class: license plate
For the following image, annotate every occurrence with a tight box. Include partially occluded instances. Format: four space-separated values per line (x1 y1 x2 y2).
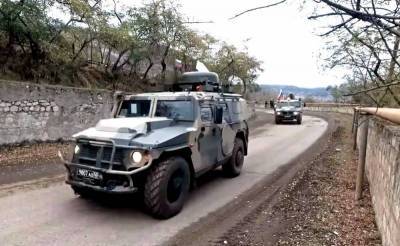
76 168 103 180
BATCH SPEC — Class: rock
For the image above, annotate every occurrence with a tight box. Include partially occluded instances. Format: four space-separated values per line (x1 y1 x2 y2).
53 106 59 112
46 106 52 112
10 106 18 112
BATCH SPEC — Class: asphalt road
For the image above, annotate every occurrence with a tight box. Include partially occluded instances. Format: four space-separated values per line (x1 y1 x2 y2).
0 112 328 246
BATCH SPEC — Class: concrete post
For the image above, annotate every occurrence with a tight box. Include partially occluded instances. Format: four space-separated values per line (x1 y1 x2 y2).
355 114 369 200
352 108 356 133
353 110 360 151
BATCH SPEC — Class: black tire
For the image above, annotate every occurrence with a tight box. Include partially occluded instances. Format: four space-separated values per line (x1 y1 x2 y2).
71 186 91 198
297 116 302 125
144 156 190 219
222 138 245 177
275 117 281 124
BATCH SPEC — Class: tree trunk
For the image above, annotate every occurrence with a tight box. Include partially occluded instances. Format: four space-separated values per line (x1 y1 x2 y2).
111 48 129 73
161 45 170 80
142 57 154 81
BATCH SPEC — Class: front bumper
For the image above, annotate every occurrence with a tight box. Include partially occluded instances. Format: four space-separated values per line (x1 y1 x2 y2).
276 114 299 121
66 179 138 194
59 151 152 194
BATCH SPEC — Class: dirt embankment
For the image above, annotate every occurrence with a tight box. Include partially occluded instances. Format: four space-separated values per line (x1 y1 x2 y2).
169 112 380 246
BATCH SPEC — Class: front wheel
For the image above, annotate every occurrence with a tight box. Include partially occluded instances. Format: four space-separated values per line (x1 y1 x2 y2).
297 116 302 125
222 138 245 177
71 186 91 198
144 157 190 219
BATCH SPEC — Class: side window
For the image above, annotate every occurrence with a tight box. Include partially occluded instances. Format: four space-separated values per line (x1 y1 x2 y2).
200 107 213 122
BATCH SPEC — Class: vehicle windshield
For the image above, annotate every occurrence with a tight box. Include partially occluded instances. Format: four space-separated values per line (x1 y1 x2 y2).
155 100 194 121
276 101 301 108
118 100 151 117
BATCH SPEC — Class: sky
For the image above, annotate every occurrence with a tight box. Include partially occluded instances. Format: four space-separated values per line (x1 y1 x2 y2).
176 0 347 88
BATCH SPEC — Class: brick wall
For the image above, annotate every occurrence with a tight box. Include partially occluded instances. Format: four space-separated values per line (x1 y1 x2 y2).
0 80 114 145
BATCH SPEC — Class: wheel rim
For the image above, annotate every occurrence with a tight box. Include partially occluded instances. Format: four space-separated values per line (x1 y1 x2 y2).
167 169 184 203
235 149 244 169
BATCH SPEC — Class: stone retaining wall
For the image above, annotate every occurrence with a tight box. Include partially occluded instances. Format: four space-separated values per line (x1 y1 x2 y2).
359 117 400 246
0 80 114 145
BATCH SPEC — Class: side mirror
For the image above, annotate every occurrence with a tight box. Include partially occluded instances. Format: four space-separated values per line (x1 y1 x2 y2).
214 106 223 124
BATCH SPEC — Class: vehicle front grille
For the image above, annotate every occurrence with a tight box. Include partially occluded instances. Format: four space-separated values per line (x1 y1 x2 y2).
76 143 126 170
282 111 293 115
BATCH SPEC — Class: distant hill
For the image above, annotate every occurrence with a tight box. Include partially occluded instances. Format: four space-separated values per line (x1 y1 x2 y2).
260 84 332 101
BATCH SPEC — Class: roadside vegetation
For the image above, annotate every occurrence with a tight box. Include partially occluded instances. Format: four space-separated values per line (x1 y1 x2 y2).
0 0 262 92
309 0 400 107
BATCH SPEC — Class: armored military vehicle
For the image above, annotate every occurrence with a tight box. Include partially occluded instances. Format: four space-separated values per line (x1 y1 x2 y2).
59 73 250 219
274 99 303 124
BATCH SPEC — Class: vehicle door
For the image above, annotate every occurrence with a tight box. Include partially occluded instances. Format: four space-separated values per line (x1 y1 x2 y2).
198 103 221 168
218 101 236 159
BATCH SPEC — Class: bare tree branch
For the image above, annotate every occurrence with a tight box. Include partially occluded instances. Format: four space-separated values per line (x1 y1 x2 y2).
229 0 286 20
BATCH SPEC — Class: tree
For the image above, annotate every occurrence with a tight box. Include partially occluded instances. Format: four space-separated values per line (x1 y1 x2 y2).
206 42 263 95
309 0 400 106
0 0 264 92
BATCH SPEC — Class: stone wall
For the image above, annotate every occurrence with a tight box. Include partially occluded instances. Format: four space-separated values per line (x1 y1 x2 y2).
359 117 400 246
0 80 114 145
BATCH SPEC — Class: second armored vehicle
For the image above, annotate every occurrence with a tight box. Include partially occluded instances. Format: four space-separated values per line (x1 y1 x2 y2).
274 99 303 124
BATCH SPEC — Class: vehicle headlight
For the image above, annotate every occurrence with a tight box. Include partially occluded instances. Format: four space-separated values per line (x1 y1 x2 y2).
74 145 80 154
276 111 282 115
293 112 299 115
131 151 143 163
